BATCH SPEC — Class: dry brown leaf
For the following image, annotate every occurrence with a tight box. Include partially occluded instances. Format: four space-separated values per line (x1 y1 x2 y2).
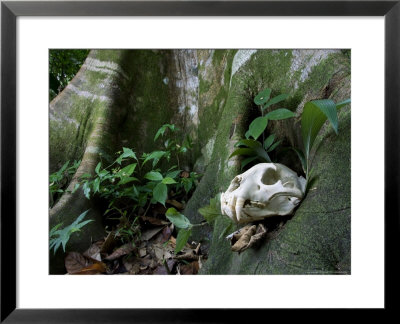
141 226 165 241
100 231 117 254
181 171 190 178
72 262 106 275
65 252 89 274
230 224 267 253
65 252 106 275
166 199 184 210
138 247 147 258
179 261 199 275
83 242 102 261
154 225 173 243
174 251 198 261
104 242 136 261
140 216 169 226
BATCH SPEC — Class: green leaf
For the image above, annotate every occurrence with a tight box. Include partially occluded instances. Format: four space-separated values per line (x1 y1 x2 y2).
153 182 168 205
198 196 221 225
162 177 177 184
292 147 306 172
49 210 93 254
71 183 80 194
263 134 275 150
117 177 138 186
229 148 256 159
181 178 193 193
116 163 137 178
264 93 289 109
254 147 272 162
336 98 351 110
175 228 192 254
234 139 262 149
116 147 138 164
83 182 91 199
166 170 181 179
93 177 100 193
265 108 296 120
247 116 268 140
95 162 101 174
144 171 163 181
266 140 281 152
166 208 192 229
241 156 258 170
254 88 271 106
301 99 338 161
143 151 166 168
154 124 176 141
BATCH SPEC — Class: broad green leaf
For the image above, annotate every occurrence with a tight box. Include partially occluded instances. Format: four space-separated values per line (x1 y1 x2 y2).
229 148 256 159
57 161 70 176
234 139 262 149
198 196 221 225
292 147 306 172
301 99 338 161
162 177 177 184
144 171 163 181
166 208 192 229
95 162 101 174
263 93 289 109
93 177 100 193
83 182 91 199
254 88 271 106
266 140 281 152
241 156 258 170
247 116 268 140
265 108 295 120
154 124 176 141
117 177 138 186
79 173 92 179
254 147 272 162
143 151 166 168
116 147 138 164
71 183 80 194
116 163 137 178
181 178 193 193
336 98 351 110
166 170 181 179
175 228 192 254
153 182 168 205
263 134 275 150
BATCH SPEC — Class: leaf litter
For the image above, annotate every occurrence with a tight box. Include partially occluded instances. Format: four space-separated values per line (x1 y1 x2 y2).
65 201 207 275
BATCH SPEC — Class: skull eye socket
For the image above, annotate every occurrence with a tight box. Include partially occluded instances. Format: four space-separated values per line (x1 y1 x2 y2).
261 167 279 185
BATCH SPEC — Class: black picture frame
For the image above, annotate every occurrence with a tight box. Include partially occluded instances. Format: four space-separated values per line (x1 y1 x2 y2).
1 0 398 322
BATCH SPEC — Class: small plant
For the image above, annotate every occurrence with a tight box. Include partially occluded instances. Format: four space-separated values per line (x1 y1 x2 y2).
49 159 81 207
230 88 296 169
166 195 223 254
49 209 93 254
294 98 351 182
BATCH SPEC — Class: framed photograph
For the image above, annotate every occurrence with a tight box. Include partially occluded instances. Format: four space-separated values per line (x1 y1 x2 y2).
1 0 398 321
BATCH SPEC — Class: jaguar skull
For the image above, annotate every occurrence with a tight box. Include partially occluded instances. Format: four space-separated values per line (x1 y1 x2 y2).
221 163 306 224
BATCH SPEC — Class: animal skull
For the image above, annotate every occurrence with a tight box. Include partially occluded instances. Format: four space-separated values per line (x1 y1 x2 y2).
221 163 306 224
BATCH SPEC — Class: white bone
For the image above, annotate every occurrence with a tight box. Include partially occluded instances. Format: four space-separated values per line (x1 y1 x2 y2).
221 163 306 224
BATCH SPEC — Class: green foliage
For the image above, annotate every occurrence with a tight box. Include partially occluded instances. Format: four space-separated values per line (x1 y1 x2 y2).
49 49 90 101
166 208 193 253
49 160 81 207
297 98 351 181
49 210 93 254
198 194 221 226
230 88 295 169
